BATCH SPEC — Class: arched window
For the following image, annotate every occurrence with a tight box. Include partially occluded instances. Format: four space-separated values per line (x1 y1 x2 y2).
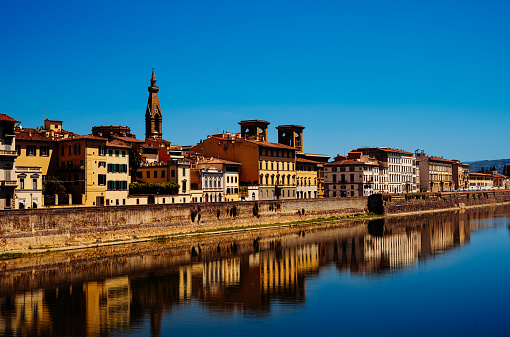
350 174 354 182
341 174 345 183
333 174 336 183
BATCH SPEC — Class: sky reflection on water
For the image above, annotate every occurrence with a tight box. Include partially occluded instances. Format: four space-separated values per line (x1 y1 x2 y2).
1 206 509 337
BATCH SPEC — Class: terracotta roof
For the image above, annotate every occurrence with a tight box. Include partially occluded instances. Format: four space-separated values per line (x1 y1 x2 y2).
325 159 377 166
145 138 171 144
244 139 297 150
377 147 413 155
58 135 107 142
0 113 19 123
15 130 54 141
296 157 320 164
106 140 131 149
198 158 243 166
469 172 493 177
426 155 454 163
114 136 144 143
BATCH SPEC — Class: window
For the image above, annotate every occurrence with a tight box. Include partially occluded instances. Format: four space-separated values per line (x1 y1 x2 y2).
182 168 186 176
146 171 150 178
61 146 65 156
98 174 106 185
40 146 49 156
68 145 72 155
74 144 80 155
154 171 158 178
16 145 21 155
74 174 79 185
99 145 105 156
122 150 126 157
109 149 113 156
171 170 175 177
27 145 36 156
182 180 187 193
162 170 165 178
32 178 37 189
115 150 119 157
19 177 25 189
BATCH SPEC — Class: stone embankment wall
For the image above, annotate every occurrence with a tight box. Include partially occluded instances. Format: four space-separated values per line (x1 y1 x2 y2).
0 197 367 251
368 191 510 215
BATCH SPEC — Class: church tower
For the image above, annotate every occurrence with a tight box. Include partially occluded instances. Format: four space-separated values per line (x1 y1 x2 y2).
145 68 163 139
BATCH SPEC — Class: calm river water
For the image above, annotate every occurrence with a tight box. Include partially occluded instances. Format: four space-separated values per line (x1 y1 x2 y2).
1 205 510 336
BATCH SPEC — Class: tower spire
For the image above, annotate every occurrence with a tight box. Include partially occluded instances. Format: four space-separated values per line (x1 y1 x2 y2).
145 68 163 139
151 67 156 86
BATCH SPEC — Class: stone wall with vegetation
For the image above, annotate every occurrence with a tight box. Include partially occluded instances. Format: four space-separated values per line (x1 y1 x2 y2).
0 197 368 251
369 191 510 215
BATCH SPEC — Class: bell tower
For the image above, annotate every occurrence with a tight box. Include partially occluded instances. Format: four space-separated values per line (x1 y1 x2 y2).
276 125 304 153
145 68 163 139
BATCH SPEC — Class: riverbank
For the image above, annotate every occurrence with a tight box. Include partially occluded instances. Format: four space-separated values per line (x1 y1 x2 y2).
1 203 508 297
2 190 510 253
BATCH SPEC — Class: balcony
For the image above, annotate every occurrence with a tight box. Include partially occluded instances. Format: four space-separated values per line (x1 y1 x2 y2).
0 149 17 157
1 180 17 187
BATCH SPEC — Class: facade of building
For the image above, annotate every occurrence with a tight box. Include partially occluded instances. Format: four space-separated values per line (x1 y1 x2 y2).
136 159 191 203
195 158 241 202
0 114 19 209
105 142 130 206
296 157 318 198
492 172 507 189
452 160 470 190
15 127 59 181
415 151 454 192
354 147 418 194
191 121 297 200
15 166 43 209
324 155 381 197
58 136 108 206
469 172 494 189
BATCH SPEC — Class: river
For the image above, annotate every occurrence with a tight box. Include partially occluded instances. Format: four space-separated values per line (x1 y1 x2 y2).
1 205 509 336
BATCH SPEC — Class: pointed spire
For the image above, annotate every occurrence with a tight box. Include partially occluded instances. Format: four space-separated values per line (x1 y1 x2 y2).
151 67 157 87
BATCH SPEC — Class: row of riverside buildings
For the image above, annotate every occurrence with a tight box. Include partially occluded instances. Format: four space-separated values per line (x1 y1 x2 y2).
0 70 508 209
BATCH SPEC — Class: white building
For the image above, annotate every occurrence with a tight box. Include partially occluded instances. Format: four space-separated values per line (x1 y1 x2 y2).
354 147 418 194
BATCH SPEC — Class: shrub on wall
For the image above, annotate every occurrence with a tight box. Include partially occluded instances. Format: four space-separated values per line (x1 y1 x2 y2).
129 182 180 195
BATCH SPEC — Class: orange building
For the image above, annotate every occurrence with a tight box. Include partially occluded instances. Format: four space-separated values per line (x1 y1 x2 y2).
191 122 297 200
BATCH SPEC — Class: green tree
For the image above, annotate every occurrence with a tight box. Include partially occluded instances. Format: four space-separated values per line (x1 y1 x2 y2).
129 143 144 182
42 176 68 205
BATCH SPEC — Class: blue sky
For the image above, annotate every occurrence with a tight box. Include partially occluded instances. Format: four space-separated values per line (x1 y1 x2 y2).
1 0 509 162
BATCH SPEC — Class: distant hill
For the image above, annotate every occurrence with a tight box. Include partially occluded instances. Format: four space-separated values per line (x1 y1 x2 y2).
467 159 510 173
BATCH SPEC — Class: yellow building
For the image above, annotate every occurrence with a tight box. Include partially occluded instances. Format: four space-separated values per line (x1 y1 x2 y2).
296 157 319 198
58 135 108 206
191 120 297 200
469 172 493 190
105 141 130 205
136 160 191 203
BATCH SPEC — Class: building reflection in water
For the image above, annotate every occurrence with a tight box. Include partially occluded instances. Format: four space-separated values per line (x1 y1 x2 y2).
2 206 508 336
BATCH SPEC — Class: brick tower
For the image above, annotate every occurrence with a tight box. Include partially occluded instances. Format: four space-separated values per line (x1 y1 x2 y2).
145 68 163 139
